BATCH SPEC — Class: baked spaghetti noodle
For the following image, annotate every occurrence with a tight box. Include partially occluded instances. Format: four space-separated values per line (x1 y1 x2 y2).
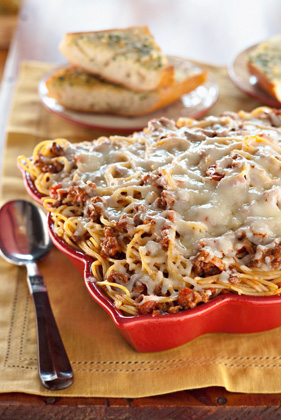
18 107 281 316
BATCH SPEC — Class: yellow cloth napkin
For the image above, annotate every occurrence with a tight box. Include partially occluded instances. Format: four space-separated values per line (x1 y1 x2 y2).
1 61 281 398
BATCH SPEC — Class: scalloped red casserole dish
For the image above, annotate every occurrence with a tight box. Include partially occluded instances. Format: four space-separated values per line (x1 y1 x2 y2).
20 167 281 353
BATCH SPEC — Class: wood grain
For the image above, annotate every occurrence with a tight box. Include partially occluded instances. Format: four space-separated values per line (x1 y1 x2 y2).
1 388 281 419
0 15 18 49
0 50 8 82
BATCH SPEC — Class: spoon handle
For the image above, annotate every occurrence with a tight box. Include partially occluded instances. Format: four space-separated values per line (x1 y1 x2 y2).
26 263 73 390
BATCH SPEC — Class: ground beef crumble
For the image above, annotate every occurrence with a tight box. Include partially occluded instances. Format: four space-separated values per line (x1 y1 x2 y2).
100 227 122 258
106 271 129 284
87 196 104 222
50 141 65 156
251 240 281 269
34 153 64 173
156 190 176 210
177 288 210 309
192 249 225 277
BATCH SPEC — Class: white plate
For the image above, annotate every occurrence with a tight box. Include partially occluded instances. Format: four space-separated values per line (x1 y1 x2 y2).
39 56 219 132
228 44 281 108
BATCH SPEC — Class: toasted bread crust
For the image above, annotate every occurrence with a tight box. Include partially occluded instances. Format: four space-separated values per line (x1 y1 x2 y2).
248 62 281 102
62 26 152 38
152 71 207 113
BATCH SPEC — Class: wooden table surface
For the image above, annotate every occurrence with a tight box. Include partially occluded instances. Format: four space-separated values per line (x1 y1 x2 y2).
0 51 8 81
1 1 281 418
1 387 281 420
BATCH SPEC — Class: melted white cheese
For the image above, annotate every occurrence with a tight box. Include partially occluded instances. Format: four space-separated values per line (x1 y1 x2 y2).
49 108 281 294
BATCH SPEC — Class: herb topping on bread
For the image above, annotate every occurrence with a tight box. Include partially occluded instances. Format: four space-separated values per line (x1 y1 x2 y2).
59 26 174 92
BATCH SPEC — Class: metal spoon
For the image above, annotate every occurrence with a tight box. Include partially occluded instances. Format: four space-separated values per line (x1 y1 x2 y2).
0 199 73 390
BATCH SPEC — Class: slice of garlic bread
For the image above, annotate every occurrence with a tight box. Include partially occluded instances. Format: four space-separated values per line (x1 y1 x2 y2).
59 26 174 92
46 64 207 117
248 34 281 102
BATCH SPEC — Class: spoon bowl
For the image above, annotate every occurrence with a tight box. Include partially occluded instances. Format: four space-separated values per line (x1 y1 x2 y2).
0 200 51 265
0 199 73 390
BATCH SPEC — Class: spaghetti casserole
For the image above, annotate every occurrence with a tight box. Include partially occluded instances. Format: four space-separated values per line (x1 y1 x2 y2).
19 107 281 316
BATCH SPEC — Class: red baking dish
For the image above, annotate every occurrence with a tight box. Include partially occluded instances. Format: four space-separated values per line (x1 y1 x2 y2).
21 168 281 352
